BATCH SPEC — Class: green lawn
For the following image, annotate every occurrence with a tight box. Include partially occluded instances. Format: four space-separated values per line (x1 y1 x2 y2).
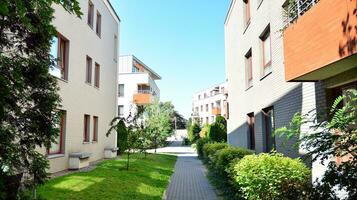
38 154 177 200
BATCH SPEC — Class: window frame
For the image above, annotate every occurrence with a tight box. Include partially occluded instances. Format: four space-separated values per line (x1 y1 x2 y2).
48 111 66 155
247 112 255 150
243 0 251 28
262 107 275 153
118 84 125 97
85 56 92 84
50 33 69 81
260 25 272 77
245 49 253 89
96 11 102 37
87 0 94 28
118 105 124 116
93 116 98 142
94 62 100 88
83 114 90 143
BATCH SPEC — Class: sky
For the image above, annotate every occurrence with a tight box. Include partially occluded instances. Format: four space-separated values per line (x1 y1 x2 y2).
111 0 231 119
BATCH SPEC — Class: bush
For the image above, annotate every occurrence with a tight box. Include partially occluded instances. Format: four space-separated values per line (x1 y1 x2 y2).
208 116 227 142
188 123 201 143
116 120 128 155
212 147 253 173
232 153 311 200
181 137 190 146
195 138 210 158
199 124 210 138
202 142 229 163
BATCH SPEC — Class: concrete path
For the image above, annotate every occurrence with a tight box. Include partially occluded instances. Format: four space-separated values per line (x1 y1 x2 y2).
150 142 219 200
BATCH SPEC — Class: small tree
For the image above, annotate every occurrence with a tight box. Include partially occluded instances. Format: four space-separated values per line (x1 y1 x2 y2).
145 101 175 153
275 89 357 199
0 0 81 198
208 116 227 142
188 123 201 143
107 106 145 170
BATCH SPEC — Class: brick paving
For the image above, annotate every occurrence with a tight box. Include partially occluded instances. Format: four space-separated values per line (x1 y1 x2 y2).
158 143 219 200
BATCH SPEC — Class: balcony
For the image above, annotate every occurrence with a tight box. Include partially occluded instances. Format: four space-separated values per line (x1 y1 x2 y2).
283 0 357 82
212 107 221 116
133 90 153 105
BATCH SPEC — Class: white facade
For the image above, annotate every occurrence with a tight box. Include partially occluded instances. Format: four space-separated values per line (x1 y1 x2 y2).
191 82 228 125
45 0 120 173
224 0 319 158
118 55 161 118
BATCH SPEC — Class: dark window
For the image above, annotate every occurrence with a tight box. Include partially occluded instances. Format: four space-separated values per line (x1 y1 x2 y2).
94 63 100 88
260 25 272 76
87 1 94 28
86 56 92 84
48 111 66 155
84 114 90 142
96 11 101 36
247 112 255 150
262 107 275 152
118 105 124 116
245 49 253 88
93 116 98 142
118 84 124 97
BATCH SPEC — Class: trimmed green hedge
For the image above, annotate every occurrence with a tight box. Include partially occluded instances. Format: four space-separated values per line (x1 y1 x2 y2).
232 153 311 200
195 138 210 158
202 143 229 163
212 147 253 173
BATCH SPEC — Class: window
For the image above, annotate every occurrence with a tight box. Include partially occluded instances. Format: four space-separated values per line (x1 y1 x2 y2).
83 114 90 142
206 104 209 112
93 116 98 142
245 49 253 88
211 116 215 122
94 63 100 88
118 84 124 97
50 34 68 80
206 117 209 124
200 105 203 112
198 95 201 100
243 0 251 28
49 111 66 155
260 25 272 76
211 103 214 109
118 105 124 116
96 11 101 37
262 107 275 152
247 112 255 150
204 93 207 98
87 1 94 28
114 35 118 62
132 65 140 72
85 56 92 84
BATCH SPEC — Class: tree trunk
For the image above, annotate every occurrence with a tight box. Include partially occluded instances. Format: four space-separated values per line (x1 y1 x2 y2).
126 151 130 170
4 173 23 200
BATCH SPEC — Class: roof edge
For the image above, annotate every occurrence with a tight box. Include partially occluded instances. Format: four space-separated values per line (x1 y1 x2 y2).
224 0 235 25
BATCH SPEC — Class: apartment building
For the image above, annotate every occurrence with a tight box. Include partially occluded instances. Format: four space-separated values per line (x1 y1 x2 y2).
45 0 120 173
118 55 161 118
224 0 323 161
283 0 357 179
191 82 228 125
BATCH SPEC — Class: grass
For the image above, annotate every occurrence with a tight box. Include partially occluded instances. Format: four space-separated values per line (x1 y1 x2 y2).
38 153 177 200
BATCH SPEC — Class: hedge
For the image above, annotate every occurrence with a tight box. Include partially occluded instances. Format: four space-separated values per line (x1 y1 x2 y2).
202 142 229 163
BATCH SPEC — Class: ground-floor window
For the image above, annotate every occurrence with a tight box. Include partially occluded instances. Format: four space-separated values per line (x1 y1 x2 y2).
262 107 275 152
48 111 66 155
247 112 255 150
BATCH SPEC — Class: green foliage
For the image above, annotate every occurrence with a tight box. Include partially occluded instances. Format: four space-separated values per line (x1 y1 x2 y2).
199 124 210 138
195 138 211 158
275 89 357 199
188 123 201 143
172 110 187 129
37 154 177 200
0 0 81 198
181 137 190 146
202 142 229 163
211 147 253 174
233 153 311 200
208 116 227 142
116 120 128 155
145 101 175 152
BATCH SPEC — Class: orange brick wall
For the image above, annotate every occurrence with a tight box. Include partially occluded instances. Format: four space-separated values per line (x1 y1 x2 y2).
284 0 357 81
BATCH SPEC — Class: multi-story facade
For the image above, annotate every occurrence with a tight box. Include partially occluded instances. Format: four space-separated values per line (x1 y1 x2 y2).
224 0 321 160
45 0 120 173
191 82 228 125
283 0 357 180
118 55 161 118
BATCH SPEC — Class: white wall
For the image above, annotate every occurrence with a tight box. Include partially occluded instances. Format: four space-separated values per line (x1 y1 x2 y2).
48 0 120 173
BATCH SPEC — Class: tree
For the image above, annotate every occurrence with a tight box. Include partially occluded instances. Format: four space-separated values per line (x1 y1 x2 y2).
208 116 227 142
145 101 175 153
188 123 201 143
107 106 145 170
0 0 81 198
275 89 357 199
172 111 187 130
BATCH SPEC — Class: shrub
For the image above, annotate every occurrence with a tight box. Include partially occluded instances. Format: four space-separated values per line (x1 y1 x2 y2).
208 116 227 142
188 123 201 143
195 138 210 158
181 137 190 146
116 120 128 155
199 124 210 138
232 153 311 200
202 142 229 163
212 147 253 173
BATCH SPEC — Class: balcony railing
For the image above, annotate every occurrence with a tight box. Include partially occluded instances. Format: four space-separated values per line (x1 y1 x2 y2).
284 0 320 26
136 90 152 94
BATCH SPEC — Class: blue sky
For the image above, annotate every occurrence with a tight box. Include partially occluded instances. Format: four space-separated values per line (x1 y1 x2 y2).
111 0 231 119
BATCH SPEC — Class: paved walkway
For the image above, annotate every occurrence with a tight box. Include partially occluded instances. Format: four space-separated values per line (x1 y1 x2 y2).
151 142 219 200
